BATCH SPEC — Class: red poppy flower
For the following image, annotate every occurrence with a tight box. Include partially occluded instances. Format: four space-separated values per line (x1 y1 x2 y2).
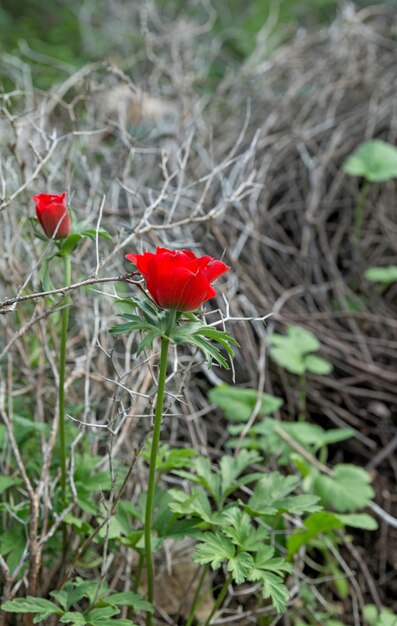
33 192 71 239
126 247 229 312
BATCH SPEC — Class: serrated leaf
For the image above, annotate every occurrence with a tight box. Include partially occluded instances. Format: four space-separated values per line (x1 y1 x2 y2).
1 597 62 621
105 592 153 613
220 450 261 497
247 472 300 515
136 331 158 356
50 589 69 611
343 140 397 182
227 551 254 584
109 321 154 335
220 508 252 545
60 613 87 625
304 354 332 375
253 545 292 574
195 457 222 502
194 532 235 569
188 335 230 369
313 464 374 512
170 323 204 342
277 494 321 515
86 606 120 621
287 512 345 556
261 572 290 614
169 487 214 523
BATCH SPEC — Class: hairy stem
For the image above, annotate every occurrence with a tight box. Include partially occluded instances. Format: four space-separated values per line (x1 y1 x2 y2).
144 310 176 626
59 254 71 505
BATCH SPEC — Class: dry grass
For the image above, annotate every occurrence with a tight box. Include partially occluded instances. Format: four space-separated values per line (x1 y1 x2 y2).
1 2 397 622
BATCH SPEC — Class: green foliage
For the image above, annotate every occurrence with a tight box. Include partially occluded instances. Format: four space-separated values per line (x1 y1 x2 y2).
312 464 374 513
343 140 397 182
208 384 283 421
141 442 198 474
171 449 262 509
1 597 62 623
110 297 237 368
193 511 292 613
57 227 111 257
364 604 397 626
247 472 320 517
365 265 397 284
1 579 150 625
218 409 354 465
268 325 332 375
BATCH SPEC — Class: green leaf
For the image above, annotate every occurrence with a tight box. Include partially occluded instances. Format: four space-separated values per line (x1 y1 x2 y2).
193 456 222 503
187 335 230 369
260 572 290 614
0 476 22 494
86 606 119 621
208 385 283 422
1 597 62 622
304 354 332 375
220 508 252 545
227 551 254 584
136 331 158 356
0 525 27 571
287 512 345 556
277 494 321 516
363 604 397 626
170 322 205 342
336 513 377 530
286 326 320 352
313 428 355 449
108 321 154 335
247 472 300 515
343 140 397 182
365 266 397 284
80 227 112 241
269 326 326 375
269 346 305 375
313 464 374 512
58 233 83 256
169 487 214 524
60 613 87 625
220 450 262 497
194 532 235 569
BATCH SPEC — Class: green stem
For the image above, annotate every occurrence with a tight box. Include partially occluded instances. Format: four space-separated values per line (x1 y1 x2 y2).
203 575 232 626
185 566 208 626
59 254 71 506
353 180 369 251
144 310 176 626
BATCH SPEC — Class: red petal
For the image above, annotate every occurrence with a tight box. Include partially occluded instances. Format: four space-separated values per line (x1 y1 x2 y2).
205 260 230 283
125 252 156 275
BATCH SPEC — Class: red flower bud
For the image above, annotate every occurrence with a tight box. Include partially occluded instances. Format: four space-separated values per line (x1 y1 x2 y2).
33 192 71 239
126 247 229 312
